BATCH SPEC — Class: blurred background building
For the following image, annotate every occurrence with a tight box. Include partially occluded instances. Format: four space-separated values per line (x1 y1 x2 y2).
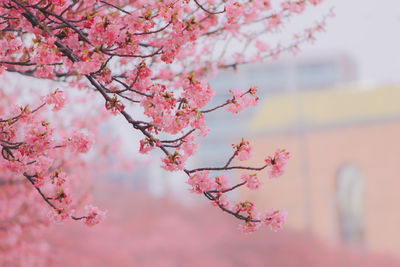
242 82 400 255
219 52 400 256
200 52 356 167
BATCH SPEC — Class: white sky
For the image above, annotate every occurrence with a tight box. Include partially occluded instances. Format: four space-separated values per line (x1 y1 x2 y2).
302 0 400 84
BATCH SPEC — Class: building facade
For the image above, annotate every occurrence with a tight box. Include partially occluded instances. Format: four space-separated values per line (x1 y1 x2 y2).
241 84 400 255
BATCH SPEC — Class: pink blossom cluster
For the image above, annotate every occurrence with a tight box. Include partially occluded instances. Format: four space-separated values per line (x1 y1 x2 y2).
187 171 215 194
241 173 263 190
139 137 158 154
65 130 95 154
265 149 291 178
212 193 232 209
238 213 262 234
0 88 131 264
84 205 107 227
235 201 261 234
0 0 330 262
281 1 306 14
42 89 67 111
226 89 259 114
48 208 75 224
215 174 230 191
265 209 288 232
105 95 126 115
236 202 287 233
268 13 283 29
234 138 254 161
309 0 324 5
162 151 187 171
255 40 270 53
181 135 199 157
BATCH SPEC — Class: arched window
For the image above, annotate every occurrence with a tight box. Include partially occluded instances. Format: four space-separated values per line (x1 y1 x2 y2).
336 164 364 244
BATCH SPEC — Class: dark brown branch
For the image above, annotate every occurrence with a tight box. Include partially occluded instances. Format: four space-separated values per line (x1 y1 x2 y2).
193 0 225 15
99 0 131 15
187 163 269 174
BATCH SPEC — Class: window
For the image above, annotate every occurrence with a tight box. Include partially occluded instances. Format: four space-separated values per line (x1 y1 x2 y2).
336 164 364 244
297 62 338 90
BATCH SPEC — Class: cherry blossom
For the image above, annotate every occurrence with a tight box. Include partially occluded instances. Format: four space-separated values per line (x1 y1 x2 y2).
0 0 331 263
84 205 107 227
187 171 215 194
215 174 230 191
42 89 67 111
265 149 291 178
241 173 263 190
65 130 95 154
264 209 288 232
226 88 259 114
234 138 254 161
238 212 262 234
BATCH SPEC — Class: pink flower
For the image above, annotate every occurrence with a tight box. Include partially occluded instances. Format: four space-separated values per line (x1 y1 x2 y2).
255 40 270 53
234 139 253 161
50 169 67 187
212 193 231 208
268 13 282 29
53 187 72 205
73 60 102 75
182 77 215 109
139 138 155 154
105 95 125 115
26 155 54 178
190 114 210 137
43 89 66 111
264 209 287 232
48 208 74 224
282 1 306 14
84 205 107 226
65 130 94 154
215 174 230 191
309 0 323 6
226 89 258 114
181 135 199 157
187 170 215 194
241 173 262 190
238 212 261 234
265 149 290 178
235 201 255 214
161 151 186 171
226 1 244 24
